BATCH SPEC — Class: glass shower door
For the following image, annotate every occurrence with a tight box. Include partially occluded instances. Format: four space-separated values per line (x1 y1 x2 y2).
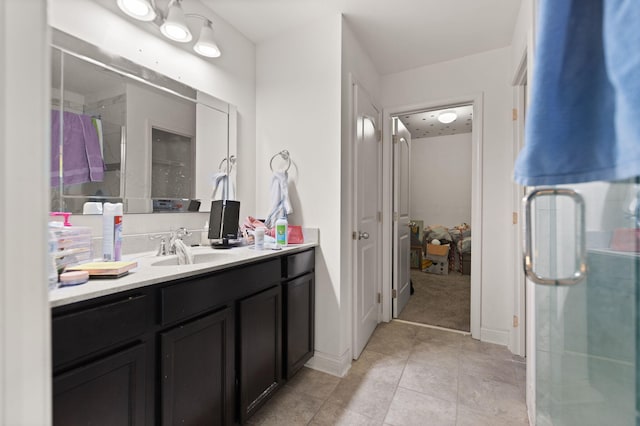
526 179 639 426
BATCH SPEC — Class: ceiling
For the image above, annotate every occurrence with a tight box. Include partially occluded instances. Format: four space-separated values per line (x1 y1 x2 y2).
201 0 522 75
398 105 473 139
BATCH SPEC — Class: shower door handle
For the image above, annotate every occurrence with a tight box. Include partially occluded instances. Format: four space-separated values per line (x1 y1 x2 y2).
523 188 588 286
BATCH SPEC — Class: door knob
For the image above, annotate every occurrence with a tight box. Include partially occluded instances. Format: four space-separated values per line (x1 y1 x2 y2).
358 232 370 240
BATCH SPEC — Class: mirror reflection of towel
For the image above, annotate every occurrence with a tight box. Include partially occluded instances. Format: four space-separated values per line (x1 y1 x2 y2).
51 111 105 186
211 172 236 200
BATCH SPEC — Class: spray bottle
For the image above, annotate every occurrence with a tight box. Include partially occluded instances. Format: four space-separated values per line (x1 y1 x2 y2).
103 202 123 261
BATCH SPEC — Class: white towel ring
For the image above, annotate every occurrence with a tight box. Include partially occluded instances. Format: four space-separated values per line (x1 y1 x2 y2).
270 150 291 172
218 155 236 172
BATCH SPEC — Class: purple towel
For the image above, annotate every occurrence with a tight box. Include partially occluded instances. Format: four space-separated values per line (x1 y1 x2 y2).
51 111 105 186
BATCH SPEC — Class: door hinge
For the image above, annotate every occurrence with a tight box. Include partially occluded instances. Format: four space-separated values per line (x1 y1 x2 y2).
513 315 519 328
377 211 382 223
393 212 399 221
512 212 518 224
376 129 382 142
392 135 398 144
392 289 397 298
377 292 381 303
512 108 518 121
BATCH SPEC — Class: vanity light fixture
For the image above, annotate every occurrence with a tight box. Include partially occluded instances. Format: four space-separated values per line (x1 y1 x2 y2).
160 0 192 43
117 0 157 21
437 111 458 124
116 0 223 57
193 20 221 58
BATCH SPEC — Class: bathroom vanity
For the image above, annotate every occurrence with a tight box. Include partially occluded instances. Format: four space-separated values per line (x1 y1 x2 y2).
50 244 316 425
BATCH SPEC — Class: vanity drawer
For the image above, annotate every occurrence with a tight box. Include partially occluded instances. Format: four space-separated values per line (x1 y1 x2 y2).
52 294 149 369
282 249 315 279
161 259 281 325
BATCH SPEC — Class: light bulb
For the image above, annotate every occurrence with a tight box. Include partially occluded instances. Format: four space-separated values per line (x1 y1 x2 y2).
117 0 156 21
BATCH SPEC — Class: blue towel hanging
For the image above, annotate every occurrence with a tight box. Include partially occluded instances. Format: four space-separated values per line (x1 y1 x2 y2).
514 0 640 186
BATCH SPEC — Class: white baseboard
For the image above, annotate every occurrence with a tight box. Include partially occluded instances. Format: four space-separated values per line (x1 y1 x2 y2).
480 327 510 346
305 348 352 378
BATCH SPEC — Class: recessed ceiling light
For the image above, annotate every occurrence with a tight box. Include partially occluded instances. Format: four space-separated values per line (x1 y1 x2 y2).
437 111 457 124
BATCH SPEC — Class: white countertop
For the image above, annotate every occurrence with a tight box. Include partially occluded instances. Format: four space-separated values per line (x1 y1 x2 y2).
50 242 318 308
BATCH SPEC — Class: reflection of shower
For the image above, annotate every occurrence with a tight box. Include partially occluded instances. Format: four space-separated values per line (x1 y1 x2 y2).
151 127 194 199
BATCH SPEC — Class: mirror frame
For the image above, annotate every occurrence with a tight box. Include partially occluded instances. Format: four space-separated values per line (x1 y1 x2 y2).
51 29 235 214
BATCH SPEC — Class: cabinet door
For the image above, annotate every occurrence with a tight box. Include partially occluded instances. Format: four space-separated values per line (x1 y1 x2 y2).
283 272 315 379
238 285 282 423
53 343 147 426
160 307 234 426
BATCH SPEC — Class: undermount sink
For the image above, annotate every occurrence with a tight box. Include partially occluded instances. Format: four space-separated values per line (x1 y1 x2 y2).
151 250 238 266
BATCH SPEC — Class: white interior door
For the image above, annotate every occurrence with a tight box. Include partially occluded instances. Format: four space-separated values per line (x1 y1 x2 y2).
393 118 411 317
353 84 381 359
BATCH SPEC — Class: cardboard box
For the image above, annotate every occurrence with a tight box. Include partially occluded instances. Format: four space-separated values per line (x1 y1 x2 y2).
427 243 450 257
423 254 449 275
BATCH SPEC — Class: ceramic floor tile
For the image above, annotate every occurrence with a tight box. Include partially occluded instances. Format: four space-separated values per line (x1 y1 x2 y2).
458 373 529 423
408 340 460 371
246 321 529 426
285 367 341 400
460 337 512 360
384 387 456 426
364 323 418 358
309 400 382 426
456 405 529 426
414 326 464 349
326 373 397 423
348 349 408 386
459 350 518 385
247 385 325 426
398 359 458 403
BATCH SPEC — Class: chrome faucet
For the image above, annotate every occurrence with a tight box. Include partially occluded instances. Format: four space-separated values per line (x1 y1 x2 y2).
150 228 192 256
150 234 169 256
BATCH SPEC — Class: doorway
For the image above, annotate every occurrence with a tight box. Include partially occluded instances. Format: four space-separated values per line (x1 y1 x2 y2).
394 105 474 333
382 94 484 340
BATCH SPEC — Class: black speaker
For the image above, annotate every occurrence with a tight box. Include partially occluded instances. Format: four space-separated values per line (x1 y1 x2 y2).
208 200 240 247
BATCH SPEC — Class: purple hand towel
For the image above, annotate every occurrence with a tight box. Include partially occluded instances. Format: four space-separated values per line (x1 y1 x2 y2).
51 111 105 186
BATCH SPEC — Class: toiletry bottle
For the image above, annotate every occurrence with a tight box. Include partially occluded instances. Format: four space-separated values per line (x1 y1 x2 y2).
103 202 123 261
275 217 288 247
201 220 210 246
255 227 265 250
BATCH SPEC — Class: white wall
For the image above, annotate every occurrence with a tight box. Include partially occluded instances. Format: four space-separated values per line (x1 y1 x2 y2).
50 0 256 221
381 48 514 344
256 15 346 373
410 133 472 228
0 0 51 424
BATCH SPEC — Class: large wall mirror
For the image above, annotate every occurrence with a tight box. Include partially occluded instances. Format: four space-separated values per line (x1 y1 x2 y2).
50 29 236 214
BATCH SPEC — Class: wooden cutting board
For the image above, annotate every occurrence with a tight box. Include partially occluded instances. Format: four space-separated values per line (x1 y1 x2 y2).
67 261 137 278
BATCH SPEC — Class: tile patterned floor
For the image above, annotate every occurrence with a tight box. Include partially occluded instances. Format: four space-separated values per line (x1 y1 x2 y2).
248 321 529 426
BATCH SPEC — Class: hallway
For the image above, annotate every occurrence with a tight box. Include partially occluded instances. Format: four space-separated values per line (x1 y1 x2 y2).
248 321 528 425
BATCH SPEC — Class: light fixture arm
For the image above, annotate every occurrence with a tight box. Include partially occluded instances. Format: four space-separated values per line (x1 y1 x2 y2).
116 0 221 57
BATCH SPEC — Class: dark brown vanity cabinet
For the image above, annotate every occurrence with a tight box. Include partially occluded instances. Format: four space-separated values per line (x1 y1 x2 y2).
160 307 235 426
52 293 152 425
282 250 315 379
237 285 283 422
51 248 315 425
53 342 148 425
